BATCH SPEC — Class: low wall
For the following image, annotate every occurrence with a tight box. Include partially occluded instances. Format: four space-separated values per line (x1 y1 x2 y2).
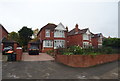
55 54 120 67
42 48 53 53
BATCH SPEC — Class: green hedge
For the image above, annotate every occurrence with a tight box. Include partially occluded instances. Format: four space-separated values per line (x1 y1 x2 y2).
57 46 119 55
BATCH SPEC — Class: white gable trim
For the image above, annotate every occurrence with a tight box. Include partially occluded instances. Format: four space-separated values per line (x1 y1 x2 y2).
55 23 66 31
86 29 91 34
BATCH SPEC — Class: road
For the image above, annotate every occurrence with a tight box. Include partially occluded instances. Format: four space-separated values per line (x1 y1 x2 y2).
2 60 119 79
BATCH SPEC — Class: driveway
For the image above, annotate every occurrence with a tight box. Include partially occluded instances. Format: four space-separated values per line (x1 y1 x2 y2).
22 53 54 61
2 60 119 79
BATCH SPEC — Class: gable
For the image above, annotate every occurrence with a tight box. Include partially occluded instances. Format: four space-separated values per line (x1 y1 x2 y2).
86 29 91 34
55 23 66 31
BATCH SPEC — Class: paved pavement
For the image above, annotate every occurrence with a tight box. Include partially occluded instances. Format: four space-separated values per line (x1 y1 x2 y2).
2 60 119 79
22 53 54 61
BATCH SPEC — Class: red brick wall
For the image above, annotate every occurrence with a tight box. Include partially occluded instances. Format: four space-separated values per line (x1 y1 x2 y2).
91 38 98 48
14 43 18 52
2 27 8 39
0 26 8 40
42 48 53 53
67 34 83 47
56 54 120 67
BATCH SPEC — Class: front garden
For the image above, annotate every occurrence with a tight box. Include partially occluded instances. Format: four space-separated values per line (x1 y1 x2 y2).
56 46 119 55
54 46 119 67
46 38 120 67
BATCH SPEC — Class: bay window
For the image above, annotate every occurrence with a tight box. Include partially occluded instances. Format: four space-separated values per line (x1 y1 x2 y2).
54 40 65 49
43 40 53 47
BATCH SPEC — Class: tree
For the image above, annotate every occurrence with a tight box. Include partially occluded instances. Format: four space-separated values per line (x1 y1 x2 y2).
18 26 33 46
8 31 19 42
103 38 120 48
32 28 39 39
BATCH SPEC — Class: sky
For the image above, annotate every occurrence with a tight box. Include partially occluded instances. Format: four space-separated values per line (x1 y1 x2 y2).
0 0 119 37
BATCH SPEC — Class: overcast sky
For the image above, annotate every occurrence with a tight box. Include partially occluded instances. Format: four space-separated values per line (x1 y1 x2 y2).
0 0 119 37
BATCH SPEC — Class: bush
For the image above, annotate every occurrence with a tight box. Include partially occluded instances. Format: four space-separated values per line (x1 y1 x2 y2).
69 46 83 55
57 46 118 55
63 52 74 55
46 50 54 56
57 48 68 54
101 47 115 54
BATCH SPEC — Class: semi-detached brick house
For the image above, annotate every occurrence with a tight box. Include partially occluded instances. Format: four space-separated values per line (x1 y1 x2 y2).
37 23 67 52
67 24 103 48
0 24 19 52
0 24 8 41
0 24 9 52
91 33 104 48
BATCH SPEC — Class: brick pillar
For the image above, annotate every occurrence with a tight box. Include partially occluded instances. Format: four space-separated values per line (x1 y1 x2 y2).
1 43 4 52
28 43 31 51
16 47 22 61
39 44 41 52
14 43 17 52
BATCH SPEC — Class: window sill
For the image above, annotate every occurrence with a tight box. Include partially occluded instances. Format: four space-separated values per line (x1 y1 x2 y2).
43 47 53 48
54 37 65 38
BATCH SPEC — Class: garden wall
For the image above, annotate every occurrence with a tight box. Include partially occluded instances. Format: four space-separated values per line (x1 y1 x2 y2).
55 54 120 67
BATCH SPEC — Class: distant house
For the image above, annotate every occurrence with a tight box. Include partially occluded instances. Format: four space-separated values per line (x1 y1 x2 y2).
0 24 9 41
37 23 67 52
67 24 103 48
91 33 104 48
67 24 92 48
0 24 19 52
0 24 9 52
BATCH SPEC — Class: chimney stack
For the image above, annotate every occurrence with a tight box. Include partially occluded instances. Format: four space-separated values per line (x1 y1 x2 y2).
75 24 79 32
66 26 68 32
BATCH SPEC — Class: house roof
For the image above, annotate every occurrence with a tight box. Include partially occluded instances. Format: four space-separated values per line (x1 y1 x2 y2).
37 23 57 36
2 37 17 43
67 28 89 36
92 33 103 38
0 24 9 34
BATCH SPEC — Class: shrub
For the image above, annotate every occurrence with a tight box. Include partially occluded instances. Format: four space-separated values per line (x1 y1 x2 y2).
56 46 118 55
57 48 68 54
69 46 83 55
63 52 74 55
101 47 114 54
46 50 54 56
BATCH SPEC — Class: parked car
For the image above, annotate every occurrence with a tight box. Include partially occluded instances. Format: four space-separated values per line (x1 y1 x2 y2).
28 46 39 55
2 46 13 55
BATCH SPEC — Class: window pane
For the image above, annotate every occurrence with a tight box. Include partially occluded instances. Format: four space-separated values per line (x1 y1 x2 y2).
46 30 50 37
43 40 53 47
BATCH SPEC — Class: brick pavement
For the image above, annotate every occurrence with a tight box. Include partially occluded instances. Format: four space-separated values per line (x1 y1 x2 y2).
22 53 54 61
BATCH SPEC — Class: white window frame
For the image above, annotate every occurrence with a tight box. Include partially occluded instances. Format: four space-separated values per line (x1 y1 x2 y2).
83 34 89 40
98 37 102 42
45 29 50 37
83 42 89 48
98 44 102 48
54 40 65 49
43 40 53 48
54 30 65 38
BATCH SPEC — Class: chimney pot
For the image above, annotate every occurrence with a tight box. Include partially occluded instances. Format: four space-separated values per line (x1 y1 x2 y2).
75 24 79 32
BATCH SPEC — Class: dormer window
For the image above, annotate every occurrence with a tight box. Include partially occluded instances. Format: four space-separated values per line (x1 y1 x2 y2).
45 29 50 37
